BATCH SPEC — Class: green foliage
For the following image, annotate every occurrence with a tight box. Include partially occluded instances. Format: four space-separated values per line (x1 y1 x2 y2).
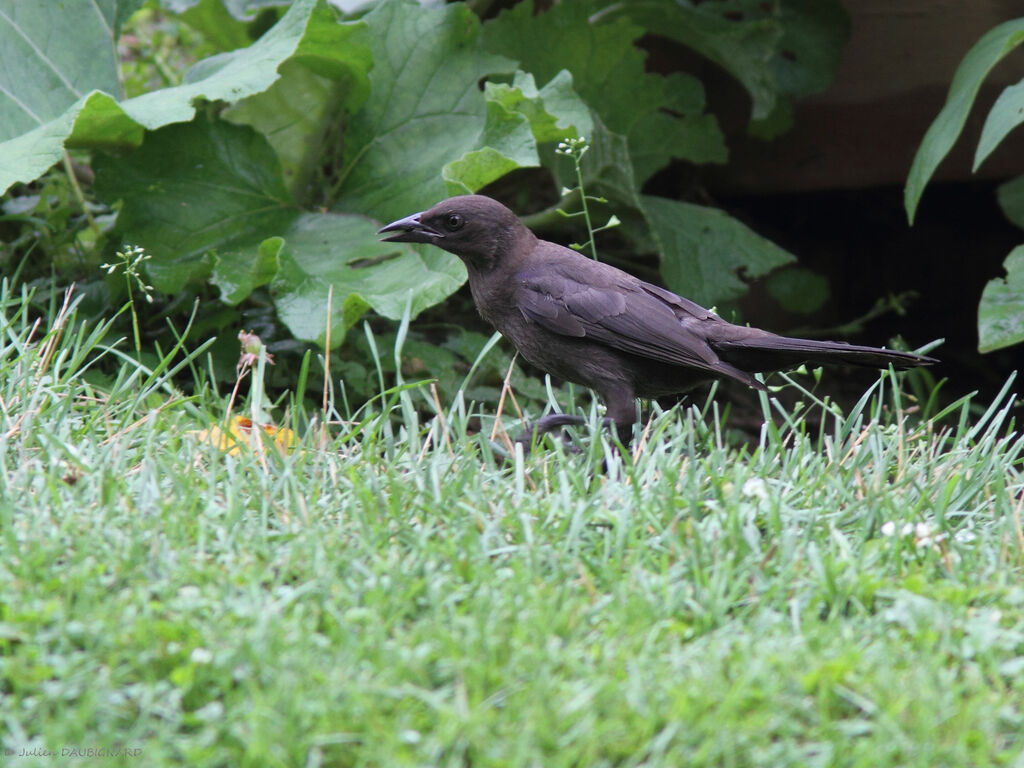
905 17 1024 353
641 195 795 306
904 18 1024 223
766 266 831 314
596 0 849 137
483 0 729 183
978 245 1024 354
1 0 851 395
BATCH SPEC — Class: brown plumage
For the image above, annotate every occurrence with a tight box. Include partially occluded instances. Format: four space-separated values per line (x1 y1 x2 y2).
380 195 936 441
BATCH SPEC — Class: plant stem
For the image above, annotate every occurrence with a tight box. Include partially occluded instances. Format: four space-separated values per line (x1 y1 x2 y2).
574 157 598 261
126 272 142 357
62 152 95 229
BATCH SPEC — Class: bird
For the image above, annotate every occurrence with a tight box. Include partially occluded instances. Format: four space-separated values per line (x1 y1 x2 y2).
379 195 936 445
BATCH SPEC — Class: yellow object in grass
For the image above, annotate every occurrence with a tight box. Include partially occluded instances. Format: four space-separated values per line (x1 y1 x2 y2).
193 416 295 456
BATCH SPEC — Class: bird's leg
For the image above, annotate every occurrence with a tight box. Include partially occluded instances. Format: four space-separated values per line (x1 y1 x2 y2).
602 387 639 452
514 413 588 452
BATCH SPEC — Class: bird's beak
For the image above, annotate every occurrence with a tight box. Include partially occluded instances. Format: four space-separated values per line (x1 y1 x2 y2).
378 212 443 244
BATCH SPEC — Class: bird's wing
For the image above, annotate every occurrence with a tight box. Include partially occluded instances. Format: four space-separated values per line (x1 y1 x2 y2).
515 262 762 388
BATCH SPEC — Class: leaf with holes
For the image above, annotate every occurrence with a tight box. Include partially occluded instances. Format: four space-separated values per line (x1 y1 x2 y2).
483 0 725 184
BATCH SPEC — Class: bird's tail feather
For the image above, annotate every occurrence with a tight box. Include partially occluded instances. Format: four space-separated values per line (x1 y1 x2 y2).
713 335 937 374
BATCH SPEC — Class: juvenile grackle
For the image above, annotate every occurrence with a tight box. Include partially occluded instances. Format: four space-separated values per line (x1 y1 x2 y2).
380 195 936 443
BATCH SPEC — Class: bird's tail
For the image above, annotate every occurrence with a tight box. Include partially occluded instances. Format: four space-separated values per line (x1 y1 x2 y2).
713 334 937 374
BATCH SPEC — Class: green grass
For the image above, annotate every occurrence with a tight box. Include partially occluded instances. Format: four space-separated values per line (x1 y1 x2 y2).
1 284 1023 767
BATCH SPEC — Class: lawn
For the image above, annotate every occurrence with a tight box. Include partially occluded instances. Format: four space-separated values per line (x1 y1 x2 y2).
1 285 1023 767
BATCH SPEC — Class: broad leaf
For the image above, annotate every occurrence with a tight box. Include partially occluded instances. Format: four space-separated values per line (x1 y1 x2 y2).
767 0 850 100
0 0 123 141
96 117 464 345
483 0 725 184
978 246 1024 353
599 0 779 121
0 0 352 194
905 19 1024 223
442 71 593 194
484 70 593 145
980 176 1024 352
94 117 295 294
127 1 358 129
331 1 520 223
213 237 282 306
641 195 795 306
269 214 465 347
599 0 847 131
224 60 357 203
442 101 537 196
976 79 1024 171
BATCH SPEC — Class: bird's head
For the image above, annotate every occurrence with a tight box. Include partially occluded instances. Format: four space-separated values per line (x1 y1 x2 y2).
378 195 534 271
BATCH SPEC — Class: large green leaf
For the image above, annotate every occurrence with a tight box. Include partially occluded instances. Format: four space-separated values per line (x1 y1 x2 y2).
975 79 1024 171
223 56 362 203
597 0 847 132
94 117 295 293
769 0 850 100
0 0 125 141
442 71 595 195
96 117 463 345
330 1 521 223
905 19 1024 224
269 214 465 347
598 0 779 121
483 70 593 146
483 0 725 184
978 246 1024 353
0 0 136 191
0 0 356 194
125 1 360 128
641 195 795 306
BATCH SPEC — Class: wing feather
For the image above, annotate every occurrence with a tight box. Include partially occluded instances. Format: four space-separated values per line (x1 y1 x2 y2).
515 263 762 388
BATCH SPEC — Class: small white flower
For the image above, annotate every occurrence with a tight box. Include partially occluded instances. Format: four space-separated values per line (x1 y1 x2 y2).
881 521 896 536
741 477 768 501
190 647 213 664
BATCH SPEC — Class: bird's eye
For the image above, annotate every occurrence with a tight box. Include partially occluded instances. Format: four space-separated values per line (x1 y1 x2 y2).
444 213 464 232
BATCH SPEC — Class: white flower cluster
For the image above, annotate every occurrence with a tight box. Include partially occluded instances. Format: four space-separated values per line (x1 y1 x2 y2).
555 136 589 157
880 520 976 550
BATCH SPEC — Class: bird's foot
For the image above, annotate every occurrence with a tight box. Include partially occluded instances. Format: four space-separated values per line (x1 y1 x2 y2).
514 413 588 453
513 413 632 455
